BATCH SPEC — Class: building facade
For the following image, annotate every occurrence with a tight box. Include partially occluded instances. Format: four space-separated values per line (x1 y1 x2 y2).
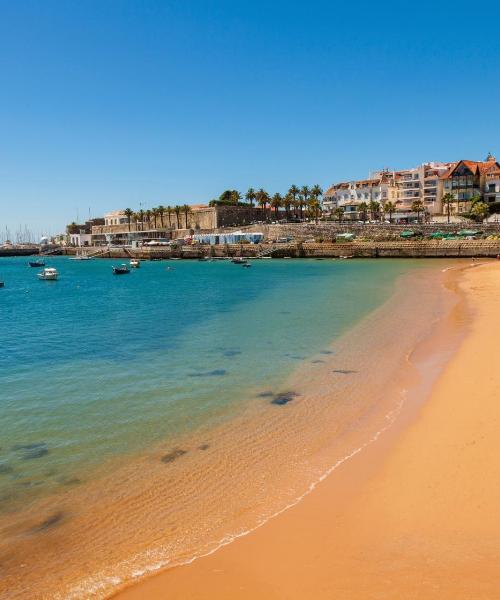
440 154 500 214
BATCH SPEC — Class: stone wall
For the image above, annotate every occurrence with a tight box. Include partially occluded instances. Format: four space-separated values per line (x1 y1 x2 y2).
240 222 500 241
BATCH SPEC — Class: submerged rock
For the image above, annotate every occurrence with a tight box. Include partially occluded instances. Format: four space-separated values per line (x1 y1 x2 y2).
161 448 188 464
189 369 227 378
198 444 210 451
11 442 46 451
22 447 49 460
257 391 274 398
30 511 64 533
12 443 49 460
223 349 242 357
332 369 357 374
320 350 334 355
0 463 13 475
312 359 325 364
271 391 299 406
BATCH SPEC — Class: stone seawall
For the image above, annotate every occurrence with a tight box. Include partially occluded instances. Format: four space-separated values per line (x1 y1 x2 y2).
63 240 500 260
236 222 500 241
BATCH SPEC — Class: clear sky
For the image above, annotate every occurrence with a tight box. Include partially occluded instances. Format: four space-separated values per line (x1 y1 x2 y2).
1 0 499 236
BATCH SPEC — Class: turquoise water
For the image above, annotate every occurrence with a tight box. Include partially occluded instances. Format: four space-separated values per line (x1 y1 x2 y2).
0 256 420 510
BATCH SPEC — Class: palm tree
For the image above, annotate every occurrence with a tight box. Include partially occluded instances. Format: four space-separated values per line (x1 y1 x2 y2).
358 201 368 224
174 205 182 229
230 190 241 205
441 193 454 224
311 184 323 200
383 201 396 223
145 209 152 230
270 193 283 221
300 186 310 220
151 207 159 229
368 200 380 221
182 204 192 228
124 208 134 232
166 206 173 228
288 185 299 207
283 193 293 221
308 197 321 223
411 200 424 223
138 209 145 231
157 205 165 228
245 188 256 207
334 207 344 223
256 189 270 220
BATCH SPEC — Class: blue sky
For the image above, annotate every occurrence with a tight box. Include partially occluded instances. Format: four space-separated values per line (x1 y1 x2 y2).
1 0 499 235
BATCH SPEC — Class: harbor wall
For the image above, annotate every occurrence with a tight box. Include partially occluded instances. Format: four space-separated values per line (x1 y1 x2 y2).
62 240 500 260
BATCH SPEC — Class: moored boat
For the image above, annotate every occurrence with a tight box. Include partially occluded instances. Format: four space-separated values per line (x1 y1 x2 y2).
129 259 140 268
37 267 58 280
112 264 130 275
29 260 45 267
70 250 92 260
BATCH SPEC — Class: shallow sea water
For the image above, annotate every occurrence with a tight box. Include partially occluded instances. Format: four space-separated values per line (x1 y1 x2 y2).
0 257 453 598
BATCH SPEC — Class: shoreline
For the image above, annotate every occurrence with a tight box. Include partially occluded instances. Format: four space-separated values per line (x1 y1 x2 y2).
114 261 499 600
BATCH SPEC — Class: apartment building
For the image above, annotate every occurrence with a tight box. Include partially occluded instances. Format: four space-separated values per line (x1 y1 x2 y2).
440 153 500 213
324 163 449 221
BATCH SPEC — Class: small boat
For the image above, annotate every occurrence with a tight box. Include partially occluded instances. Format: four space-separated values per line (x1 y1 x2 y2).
70 250 92 261
112 264 130 275
0 281 4 288
38 267 58 280
231 257 248 264
242 263 252 268
129 259 140 268
29 260 45 267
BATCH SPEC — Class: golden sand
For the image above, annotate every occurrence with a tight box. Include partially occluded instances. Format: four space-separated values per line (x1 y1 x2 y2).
116 262 500 600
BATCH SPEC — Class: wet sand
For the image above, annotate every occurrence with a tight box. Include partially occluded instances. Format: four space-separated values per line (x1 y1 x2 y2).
116 262 500 600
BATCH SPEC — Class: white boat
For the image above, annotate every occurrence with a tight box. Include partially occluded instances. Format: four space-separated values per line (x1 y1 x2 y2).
70 250 92 260
38 267 59 280
129 259 140 268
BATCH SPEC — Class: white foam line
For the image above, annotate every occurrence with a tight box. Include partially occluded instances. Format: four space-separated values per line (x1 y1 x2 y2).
64 391 407 600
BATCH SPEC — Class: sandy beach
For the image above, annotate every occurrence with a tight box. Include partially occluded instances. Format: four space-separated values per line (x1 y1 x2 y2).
115 261 500 600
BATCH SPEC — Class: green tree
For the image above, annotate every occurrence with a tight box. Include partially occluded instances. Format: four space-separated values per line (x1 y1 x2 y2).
151 207 160 229
166 206 173 228
124 208 134 232
138 209 145 231
283 193 293 221
256 188 270 220
182 204 192 228
245 188 256 207
383 201 396 223
271 193 282 221
358 202 368 223
469 200 489 222
288 185 299 217
230 190 241 205
334 207 344 223
442 192 454 224
157 205 165 228
368 200 380 221
174 205 182 229
300 185 310 220
411 200 424 223
311 184 323 200
308 197 322 223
